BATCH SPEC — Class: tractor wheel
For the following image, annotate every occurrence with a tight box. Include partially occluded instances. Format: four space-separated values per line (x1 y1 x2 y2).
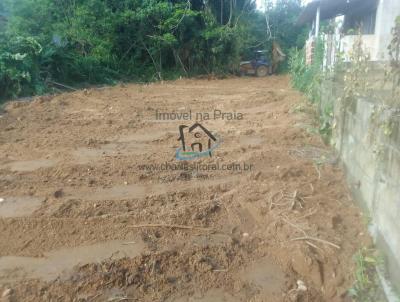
256 65 268 77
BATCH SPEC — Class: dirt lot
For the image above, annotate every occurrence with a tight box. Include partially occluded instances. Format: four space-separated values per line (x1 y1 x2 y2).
0 76 370 301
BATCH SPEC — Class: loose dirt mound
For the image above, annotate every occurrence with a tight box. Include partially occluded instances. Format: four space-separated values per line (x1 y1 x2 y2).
0 76 370 301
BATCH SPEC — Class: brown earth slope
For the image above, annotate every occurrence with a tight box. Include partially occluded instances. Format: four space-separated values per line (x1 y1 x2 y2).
0 76 370 301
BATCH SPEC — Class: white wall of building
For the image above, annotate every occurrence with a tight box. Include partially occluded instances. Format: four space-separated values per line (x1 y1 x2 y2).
340 34 377 61
309 0 400 67
373 0 400 61
339 0 400 62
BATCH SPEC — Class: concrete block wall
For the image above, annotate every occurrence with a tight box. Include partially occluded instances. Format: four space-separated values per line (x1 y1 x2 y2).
321 74 400 295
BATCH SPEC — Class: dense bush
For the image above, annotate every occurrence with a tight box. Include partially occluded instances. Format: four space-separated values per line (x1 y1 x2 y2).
289 37 324 102
0 0 306 101
289 38 333 142
0 35 44 98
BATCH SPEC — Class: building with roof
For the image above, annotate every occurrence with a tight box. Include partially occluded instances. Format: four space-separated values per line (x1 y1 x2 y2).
298 0 400 66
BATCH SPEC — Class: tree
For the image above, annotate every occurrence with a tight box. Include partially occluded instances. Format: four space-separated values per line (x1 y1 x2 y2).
0 0 307 100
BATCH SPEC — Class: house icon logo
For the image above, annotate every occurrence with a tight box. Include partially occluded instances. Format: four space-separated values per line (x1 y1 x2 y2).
176 123 222 160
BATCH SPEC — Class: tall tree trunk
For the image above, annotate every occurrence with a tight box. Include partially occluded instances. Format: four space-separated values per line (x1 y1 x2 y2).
228 0 233 26
220 0 223 24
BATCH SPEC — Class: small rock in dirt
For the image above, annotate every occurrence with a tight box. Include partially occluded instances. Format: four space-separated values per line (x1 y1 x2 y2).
2 288 12 297
54 189 64 198
242 232 249 238
0 198 4 203
296 280 307 291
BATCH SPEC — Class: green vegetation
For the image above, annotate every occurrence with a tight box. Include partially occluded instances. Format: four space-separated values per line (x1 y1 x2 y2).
386 16 400 101
288 37 324 103
288 37 333 141
289 16 400 145
349 248 386 302
0 0 307 101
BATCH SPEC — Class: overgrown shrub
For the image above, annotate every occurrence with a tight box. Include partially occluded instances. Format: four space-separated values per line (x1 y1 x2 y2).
0 0 306 101
289 37 332 142
0 35 44 99
386 15 400 100
288 37 324 102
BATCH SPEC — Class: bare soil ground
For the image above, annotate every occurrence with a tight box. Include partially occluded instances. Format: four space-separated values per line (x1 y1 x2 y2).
0 76 371 301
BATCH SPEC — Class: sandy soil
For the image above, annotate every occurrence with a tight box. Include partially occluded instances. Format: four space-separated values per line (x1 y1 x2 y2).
0 76 371 301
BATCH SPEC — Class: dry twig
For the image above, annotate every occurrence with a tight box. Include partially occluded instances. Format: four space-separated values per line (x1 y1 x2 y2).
129 223 213 232
280 215 308 236
290 236 341 250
